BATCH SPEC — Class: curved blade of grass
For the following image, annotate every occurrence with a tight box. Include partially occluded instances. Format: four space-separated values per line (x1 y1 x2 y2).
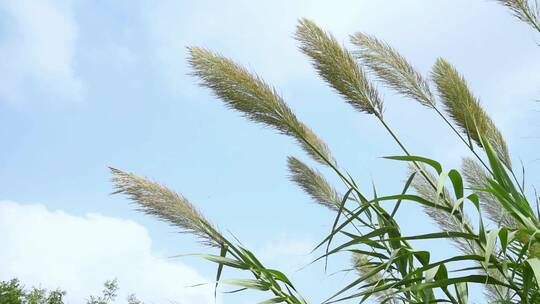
384 156 442 174
215 245 228 300
223 279 271 291
391 172 417 218
325 187 355 271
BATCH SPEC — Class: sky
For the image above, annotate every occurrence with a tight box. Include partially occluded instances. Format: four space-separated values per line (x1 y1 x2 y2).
0 0 539 303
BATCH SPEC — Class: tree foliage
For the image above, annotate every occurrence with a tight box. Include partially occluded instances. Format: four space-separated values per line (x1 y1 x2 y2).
0 279 143 304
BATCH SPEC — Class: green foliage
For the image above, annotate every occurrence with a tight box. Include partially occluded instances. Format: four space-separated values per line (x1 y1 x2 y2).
110 1 540 303
86 279 118 304
0 279 143 304
0 279 65 304
0 279 24 304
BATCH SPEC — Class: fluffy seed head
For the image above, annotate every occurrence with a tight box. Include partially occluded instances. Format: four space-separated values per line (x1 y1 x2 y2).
461 157 517 228
110 167 224 248
409 164 477 255
351 252 396 304
496 0 540 32
351 32 435 108
188 47 336 167
287 156 341 211
295 18 383 117
432 58 511 168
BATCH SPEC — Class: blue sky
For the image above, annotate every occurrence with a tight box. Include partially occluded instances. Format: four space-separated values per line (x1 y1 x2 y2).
0 0 539 303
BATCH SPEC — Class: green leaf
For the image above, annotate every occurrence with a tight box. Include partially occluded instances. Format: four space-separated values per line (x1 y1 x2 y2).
196 254 249 270
413 251 430 266
499 228 508 255
384 155 442 174
214 245 228 299
325 187 355 271
314 227 398 264
257 297 286 304
527 258 540 289
425 265 439 282
454 282 468 304
484 228 500 265
382 231 477 242
448 169 464 200
435 170 449 203
391 171 416 218
311 204 371 253
349 249 389 260
435 263 448 280
451 197 465 217
267 269 296 290
223 279 271 291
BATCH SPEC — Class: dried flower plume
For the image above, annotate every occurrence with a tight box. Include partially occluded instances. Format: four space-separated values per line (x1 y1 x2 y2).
287 156 341 211
409 165 478 255
351 32 435 108
432 58 511 168
188 47 335 167
461 157 517 228
351 252 396 304
295 18 384 117
497 0 540 33
412 163 510 302
110 167 224 247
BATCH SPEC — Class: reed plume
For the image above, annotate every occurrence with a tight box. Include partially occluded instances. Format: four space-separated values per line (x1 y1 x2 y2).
295 18 383 118
188 47 336 167
287 156 341 211
110 167 224 248
409 164 478 255
410 164 510 302
351 33 435 108
461 157 517 228
351 252 396 304
432 58 511 168
496 0 540 32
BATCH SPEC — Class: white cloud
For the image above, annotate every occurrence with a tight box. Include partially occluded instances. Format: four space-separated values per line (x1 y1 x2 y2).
0 0 82 104
0 201 216 304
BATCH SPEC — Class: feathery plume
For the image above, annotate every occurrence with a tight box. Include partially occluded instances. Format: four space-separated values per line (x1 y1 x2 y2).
188 47 336 167
411 163 511 301
412 163 512 301
287 156 341 211
409 164 477 255
110 167 224 247
295 18 384 117
351 33 435 108
351 252 396 304
461 157 517 228
496 0 540 33
432 58 511 168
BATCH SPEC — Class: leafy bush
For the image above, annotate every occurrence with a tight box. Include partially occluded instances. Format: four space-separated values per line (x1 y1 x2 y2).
110 1 540 303
0 279 65 304
0 279 143 304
